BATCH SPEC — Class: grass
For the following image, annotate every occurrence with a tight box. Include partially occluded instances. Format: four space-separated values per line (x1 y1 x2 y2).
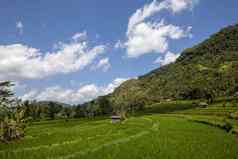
1 114 238 159
173 97 238 116
141 100 197 114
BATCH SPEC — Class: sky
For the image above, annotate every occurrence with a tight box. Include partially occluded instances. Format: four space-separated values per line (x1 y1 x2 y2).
0 0 238 104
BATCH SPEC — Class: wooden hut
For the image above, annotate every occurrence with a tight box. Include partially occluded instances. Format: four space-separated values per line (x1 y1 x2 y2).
198 102 208 108
234 92 238 97
111 115 122 123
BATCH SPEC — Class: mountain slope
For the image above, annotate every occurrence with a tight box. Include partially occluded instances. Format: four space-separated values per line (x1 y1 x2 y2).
107 24 238 107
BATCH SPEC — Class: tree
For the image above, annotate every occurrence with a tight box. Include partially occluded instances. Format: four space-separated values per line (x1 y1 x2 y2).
74 105 85 118
97 96 113 115
48 102 62 120
0 81 25 142
63 107 72 121
23 100 31 119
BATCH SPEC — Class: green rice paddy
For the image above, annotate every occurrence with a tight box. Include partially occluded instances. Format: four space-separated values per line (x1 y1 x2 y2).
1 114 238 159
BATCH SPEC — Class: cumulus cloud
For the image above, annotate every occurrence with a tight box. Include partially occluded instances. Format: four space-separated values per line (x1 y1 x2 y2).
126 20 191 58
128 0 198 34
0 33 106 81
16 21 23 35
21 78 129 104
154 51 180 66
127 0 163 35
164 0 199 13
116 0 198 58
91 58 111 72
103 78 128 94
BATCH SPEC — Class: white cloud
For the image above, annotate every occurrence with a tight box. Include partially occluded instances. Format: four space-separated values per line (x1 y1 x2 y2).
21 90 38 100
154 51 180 66
127 0 163 35
72 32 87 42
16 21 23 35
0 33 106 81
126 21 191 58
91 58 111 72
163 0 199 13
114 40 125 49
118 0 198 58
128 0 198 34
21 78 129 104
103 78 128 94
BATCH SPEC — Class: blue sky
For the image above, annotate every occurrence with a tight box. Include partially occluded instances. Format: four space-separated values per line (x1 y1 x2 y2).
0 0 238 104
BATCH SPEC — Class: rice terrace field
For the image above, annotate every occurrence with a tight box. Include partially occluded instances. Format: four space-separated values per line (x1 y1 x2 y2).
1 0 238 159
1 113 238 159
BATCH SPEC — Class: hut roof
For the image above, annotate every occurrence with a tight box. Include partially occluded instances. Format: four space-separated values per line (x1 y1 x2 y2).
111 115 121 119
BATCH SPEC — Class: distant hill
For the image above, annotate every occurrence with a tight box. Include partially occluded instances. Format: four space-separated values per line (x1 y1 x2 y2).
103 24 238 108
35 101 72 107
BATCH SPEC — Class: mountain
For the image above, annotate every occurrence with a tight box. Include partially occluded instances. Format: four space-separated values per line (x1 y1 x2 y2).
35 101 72 107
104 24 238 108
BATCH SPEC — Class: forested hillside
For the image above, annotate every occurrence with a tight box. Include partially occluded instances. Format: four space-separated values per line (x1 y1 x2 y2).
105 24 238 109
